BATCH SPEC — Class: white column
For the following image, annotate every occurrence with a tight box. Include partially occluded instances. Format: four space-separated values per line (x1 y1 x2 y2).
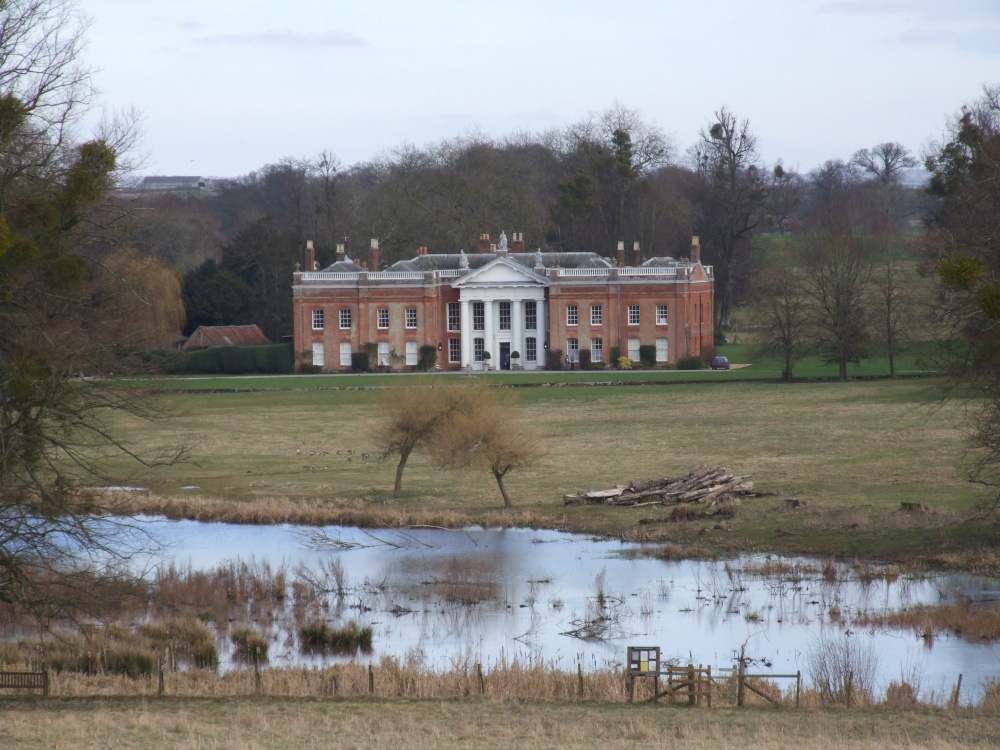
535 296 547 368
511 298 523 369
484 300 495 366
460 299 471 368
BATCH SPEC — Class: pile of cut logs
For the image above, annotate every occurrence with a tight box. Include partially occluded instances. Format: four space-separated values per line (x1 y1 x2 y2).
563 465 754 507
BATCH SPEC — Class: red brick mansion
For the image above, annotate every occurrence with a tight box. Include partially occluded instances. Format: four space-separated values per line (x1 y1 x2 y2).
292 232 713 372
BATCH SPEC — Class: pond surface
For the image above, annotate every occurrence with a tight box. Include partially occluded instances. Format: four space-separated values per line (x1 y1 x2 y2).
140 518 1000 702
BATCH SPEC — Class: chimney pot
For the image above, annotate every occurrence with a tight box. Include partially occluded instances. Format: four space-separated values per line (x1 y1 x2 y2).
691 235 701 263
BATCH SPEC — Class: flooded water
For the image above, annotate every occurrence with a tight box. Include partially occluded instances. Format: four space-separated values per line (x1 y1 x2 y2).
139 518 1000 702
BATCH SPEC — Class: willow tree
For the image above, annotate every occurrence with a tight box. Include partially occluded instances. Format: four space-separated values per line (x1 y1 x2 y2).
429 391 544 509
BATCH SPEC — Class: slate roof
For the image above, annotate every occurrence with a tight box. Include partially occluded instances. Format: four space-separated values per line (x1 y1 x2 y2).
182 325 271 351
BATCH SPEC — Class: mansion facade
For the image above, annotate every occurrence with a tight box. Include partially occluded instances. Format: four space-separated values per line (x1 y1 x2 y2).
292 233 713 372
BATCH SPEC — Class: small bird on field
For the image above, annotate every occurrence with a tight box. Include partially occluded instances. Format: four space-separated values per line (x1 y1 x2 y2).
346 449 355 455
347 457 353 463
361 453 370 460
295 447 301 455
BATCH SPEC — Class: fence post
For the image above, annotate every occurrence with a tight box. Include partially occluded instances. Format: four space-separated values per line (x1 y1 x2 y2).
951 674 963 709
577 663 584 698
158 658 164 696
368 664 374 695
737 658 745 707
706 665 712 708
846 670 853 708
43 669 49 698
795 671 801 709
687 664 695 706
254 649 261 696
628 671 635 703
476 663 484 695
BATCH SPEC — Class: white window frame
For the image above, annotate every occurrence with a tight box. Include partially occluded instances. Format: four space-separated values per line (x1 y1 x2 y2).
377 308 389 329
339 341 351 367
628 305 640 326
592 337 603 362
405 340 418 366
447 302 460 332
312 309 324 330
524 301 536 330
339 308 352 329
448 338 460 363
567 304 578 326
591 305 602 326
473 302 485 331
311 342 325 367
567 337 579 362
628 338 640 360
405 308 417 329
473 338 485 362
499 301 511 330
656 304 668 325
656 337 668 362
377 342 390 367
525 337 536 363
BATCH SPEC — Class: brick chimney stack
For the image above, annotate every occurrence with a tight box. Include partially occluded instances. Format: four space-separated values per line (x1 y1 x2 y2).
415 246 428 256
616 240 625 267
691 235 701 264
632 241 641 267
511 232 525 253
305 239 317 271
476 233 491 254
335 243 345 262
368 238 380 271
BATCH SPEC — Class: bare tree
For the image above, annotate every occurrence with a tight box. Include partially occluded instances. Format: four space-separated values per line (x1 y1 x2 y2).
924 83 1000 508
1 0 183 625
692 107 769 327
429 392 544 508
753 264 811 381
800 231 874 381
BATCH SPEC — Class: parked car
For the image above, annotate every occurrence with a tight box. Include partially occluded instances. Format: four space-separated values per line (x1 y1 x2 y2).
711 355 730 370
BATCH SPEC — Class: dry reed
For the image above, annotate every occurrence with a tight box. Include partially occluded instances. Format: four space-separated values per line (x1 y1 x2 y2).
852 602 1000 642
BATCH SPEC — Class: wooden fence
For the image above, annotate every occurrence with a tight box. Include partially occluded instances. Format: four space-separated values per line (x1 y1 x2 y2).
0 670 49 697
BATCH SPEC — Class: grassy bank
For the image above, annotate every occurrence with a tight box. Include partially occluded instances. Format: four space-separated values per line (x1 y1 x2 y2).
2 696 998 750
105 377 1000 572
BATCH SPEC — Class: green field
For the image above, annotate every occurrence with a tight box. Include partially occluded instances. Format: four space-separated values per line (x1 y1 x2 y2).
109 374 999 572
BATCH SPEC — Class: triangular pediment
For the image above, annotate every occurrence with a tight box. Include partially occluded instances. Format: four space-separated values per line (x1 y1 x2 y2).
451 257 549 287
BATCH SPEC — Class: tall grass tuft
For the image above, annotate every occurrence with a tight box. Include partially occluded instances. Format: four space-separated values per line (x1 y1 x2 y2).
298 620 373 655
231 626 270 663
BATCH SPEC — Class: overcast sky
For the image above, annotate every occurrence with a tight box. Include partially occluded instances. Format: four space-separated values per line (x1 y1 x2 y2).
77 0 1000 178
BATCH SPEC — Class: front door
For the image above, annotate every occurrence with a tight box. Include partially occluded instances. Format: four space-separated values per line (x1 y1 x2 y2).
500 343 511 370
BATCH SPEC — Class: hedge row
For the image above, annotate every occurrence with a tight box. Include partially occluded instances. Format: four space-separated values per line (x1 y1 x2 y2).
160 343 295 375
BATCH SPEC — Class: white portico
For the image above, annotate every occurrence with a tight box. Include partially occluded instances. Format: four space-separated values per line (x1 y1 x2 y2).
452 255 549 371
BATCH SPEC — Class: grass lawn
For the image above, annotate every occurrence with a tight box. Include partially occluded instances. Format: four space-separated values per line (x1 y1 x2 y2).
120 342 941 392
108 376 1000 572
2 697 998 750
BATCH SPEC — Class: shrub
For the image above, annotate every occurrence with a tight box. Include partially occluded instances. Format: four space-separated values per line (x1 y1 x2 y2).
419 344 437 371
351 352 369 372
714 328 728 346
676 355 704 370
618 356 633 370
546 348 563 370
579 348 592 369
608 346 620 368
299 363 322 374
638 344 656 367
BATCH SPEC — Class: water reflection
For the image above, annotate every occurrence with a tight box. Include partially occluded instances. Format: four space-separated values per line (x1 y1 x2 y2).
136 518 1000 701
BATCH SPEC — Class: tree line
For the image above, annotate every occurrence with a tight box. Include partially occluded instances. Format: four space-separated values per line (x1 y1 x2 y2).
132 104 927 343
